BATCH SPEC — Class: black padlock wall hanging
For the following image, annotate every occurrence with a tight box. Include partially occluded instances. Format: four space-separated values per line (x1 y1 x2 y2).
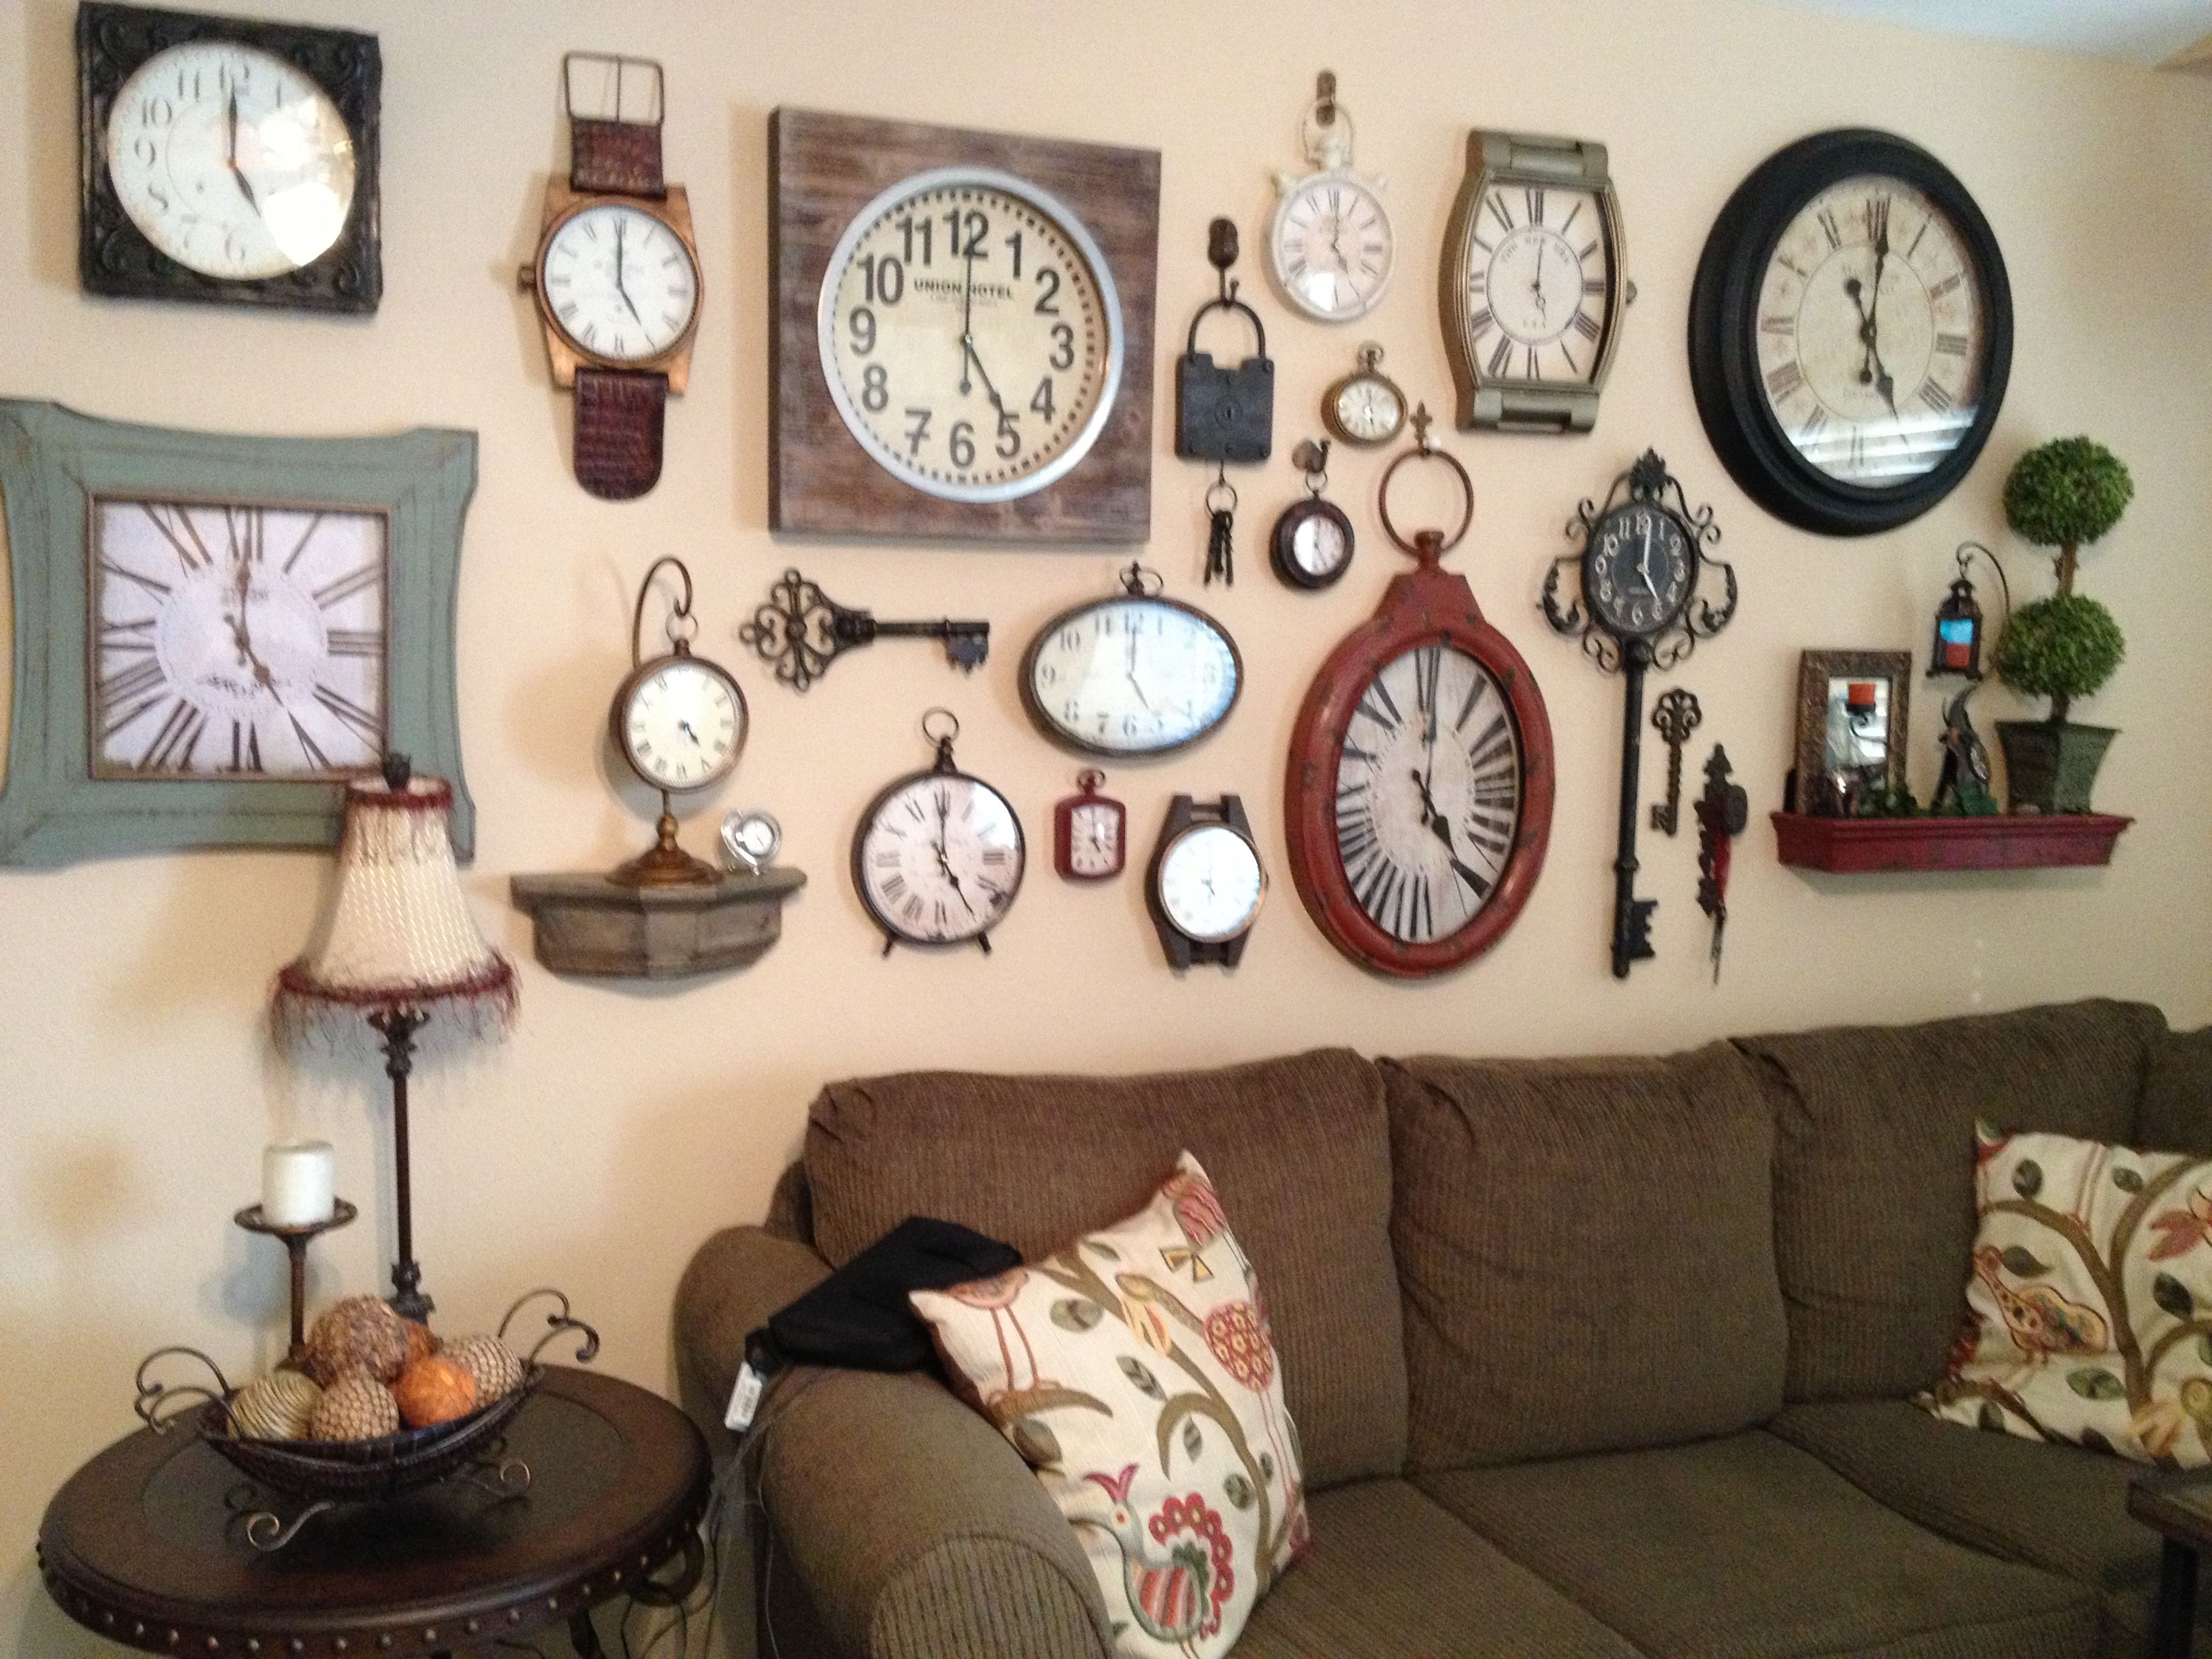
1177 218 1275 586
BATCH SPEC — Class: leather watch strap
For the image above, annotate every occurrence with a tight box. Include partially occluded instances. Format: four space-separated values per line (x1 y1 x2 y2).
571 118 665 197
573 367 668 500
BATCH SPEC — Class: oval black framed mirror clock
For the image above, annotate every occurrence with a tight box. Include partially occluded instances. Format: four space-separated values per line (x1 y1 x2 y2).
1688 129 2012 537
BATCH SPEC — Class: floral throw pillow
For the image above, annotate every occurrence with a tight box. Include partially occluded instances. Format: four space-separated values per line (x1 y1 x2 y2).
910 1152 1308 1659
1923 1123 2212 1465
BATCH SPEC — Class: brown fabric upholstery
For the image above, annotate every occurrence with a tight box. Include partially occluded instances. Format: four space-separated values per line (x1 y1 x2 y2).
2139 1024 2212 1155
1382 1041 1786 1469
671 1225 830 1459
1743 998 2164 1401
1416 1431 2100 1658
762 1160 813 1242
802 1048 1405 1488
1233 1479 1642 1658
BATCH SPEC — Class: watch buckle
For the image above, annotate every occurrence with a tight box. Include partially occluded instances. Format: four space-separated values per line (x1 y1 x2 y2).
562 52 665 133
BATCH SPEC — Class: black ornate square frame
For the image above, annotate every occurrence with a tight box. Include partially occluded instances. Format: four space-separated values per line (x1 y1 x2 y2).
77 2 382 314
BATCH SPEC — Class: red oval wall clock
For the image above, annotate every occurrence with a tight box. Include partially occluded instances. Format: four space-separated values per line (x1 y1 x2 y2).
1283 409 1555 977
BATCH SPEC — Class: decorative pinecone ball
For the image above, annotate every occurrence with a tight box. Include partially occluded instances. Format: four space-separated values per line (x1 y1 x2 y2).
303 1296 414 1386
392 1355 478 1429
306 1373 401 1441
444 1333 525 1403
232 1370 322 1441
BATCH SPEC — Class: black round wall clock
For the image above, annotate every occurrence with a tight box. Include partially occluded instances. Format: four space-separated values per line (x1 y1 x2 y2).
1688 129 2011 537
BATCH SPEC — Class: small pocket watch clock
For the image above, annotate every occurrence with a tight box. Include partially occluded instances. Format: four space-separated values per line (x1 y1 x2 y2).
609 557 747 888
1271 440 1355 592
1147 796 1266 970
1267 74 1392 323
853 710 1023 954
1020 564 1241 758
1054 771 1126 882
1322 343 1406 447
720 809 782 874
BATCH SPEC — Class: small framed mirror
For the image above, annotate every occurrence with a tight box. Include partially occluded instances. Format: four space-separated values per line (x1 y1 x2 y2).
1795 650 1910 816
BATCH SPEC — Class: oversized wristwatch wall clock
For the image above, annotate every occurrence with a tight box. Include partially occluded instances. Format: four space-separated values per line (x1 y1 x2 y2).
1688 128 2012 535
770 108 1159 541
78 1 381 312
521 54 701 501
1147 796 1266 970
1284 409 1555 978
1441 129 1626 432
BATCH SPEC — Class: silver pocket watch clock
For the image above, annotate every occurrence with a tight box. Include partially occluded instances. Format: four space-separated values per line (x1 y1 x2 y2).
1267 75 1392 324
853 709 1024 954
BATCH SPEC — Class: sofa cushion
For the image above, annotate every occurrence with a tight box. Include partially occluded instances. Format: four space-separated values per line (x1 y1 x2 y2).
1742 998 2165 1402
803 1048 1404 1488
1381 1041 1785 1469
1414 1430 2101 1658
1232 1478 1642 1659
2140 1025 2212 1157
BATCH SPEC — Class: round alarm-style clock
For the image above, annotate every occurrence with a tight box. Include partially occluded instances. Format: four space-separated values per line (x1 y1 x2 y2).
853 710 1024 954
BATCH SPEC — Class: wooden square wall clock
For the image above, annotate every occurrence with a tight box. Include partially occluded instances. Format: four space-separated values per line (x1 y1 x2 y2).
769 107 1160 543
0 401 474 865
77 1 382 313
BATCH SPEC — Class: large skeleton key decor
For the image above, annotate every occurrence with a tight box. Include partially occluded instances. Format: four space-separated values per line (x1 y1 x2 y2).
741 568 988 693
1544 452 1736 979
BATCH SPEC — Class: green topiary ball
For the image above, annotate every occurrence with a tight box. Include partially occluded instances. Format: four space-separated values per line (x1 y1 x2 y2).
2003 437 2133 549
1993 593 2126 704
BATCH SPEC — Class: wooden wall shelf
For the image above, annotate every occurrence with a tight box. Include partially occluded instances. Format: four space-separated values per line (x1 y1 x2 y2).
510 867 805 979
1771 812 2133 875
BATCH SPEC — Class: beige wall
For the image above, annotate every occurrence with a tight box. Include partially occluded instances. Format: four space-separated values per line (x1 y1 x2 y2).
4 0 2210 1652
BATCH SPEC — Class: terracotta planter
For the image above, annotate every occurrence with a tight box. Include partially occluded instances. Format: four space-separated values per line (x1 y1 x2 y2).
1996 720 2118 815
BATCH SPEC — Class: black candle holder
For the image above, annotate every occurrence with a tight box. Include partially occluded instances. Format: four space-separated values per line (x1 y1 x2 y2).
234 1199 359 1366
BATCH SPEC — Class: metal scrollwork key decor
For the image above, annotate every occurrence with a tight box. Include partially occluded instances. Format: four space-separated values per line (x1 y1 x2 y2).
1649 688 1703 836
1544 451 1736 978
1696 744 1750 984
741 568 988 693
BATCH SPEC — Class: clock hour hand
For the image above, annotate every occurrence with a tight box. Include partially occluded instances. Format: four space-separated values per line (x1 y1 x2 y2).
1413 767 1495 897
612 221 644 327
225 92 260 215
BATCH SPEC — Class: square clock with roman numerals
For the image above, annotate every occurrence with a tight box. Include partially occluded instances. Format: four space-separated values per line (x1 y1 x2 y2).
0 401 475 864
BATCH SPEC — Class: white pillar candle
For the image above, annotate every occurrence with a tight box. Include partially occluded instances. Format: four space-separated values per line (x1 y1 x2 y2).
262 1141 336 1227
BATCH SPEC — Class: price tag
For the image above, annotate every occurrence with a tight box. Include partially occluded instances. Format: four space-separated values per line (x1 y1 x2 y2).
725 1361 764 1433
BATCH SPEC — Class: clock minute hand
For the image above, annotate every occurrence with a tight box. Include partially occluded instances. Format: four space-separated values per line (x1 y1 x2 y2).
612 221 644 327
226 92 260 214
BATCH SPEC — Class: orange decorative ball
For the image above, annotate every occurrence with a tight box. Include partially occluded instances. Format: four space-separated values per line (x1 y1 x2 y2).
391 1355 478 1429
403 1319 437 1368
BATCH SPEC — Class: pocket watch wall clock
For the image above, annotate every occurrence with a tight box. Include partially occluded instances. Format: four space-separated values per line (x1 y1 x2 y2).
1147 796 1266 970
770 108 1159 542
854 710 1024 955
0 401 473 864
1542 451 1737 978
1020 564 1241 758
1441 130 1627 433
1267 73 1393 323
1322 342 1406 448
1688 128 2013 535
77 1 381 312
1284 409 1555 978
1054 770 1126 882
518 54 701 501
608 557 747 887
721 810 782 876
1271 439 1355 592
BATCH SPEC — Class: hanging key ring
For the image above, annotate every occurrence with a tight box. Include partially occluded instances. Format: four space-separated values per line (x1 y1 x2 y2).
1376 405 1473 560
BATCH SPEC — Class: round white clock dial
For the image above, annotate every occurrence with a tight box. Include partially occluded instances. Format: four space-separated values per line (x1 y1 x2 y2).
1463 182 1614 385
1292 514 1349 581
1753 176 1987 484
538 203 701 364
1067 802 1122 878
1333 377 1401 443
857 773 1024 946
1158 823 1265 943
619 657 743 792
104 41 356 279
1334 642 1524 945
1023 597 1240 756
91 500 386 778
819 167 1122 502
1270 172 1392 321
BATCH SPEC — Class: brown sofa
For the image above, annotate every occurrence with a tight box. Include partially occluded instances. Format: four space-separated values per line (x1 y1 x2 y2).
675 998 2212 1658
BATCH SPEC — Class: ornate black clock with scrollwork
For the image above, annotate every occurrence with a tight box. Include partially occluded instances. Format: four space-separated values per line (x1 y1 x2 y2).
1544 451 1736 978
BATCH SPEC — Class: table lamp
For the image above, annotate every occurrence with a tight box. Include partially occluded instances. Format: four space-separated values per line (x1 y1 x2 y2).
272 756 516 1322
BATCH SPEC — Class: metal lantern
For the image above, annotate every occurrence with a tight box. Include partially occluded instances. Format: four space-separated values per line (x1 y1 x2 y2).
1927 541 2001 680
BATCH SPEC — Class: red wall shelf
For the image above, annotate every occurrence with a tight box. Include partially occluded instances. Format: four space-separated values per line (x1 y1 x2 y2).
1771 811 2133 874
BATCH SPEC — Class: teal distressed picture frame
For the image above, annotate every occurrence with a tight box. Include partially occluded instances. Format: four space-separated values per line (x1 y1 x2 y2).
0 401 476 864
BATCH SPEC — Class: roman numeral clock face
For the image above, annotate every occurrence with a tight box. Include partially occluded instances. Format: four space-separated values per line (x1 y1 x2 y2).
1462 183 1614 385
91 501 386 778
539 203 700 363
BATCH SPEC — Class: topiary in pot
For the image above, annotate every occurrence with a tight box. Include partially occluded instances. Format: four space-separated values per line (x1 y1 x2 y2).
1993 437 2132 813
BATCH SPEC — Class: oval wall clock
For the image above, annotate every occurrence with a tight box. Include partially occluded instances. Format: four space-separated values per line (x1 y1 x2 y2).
1688 128 2012 536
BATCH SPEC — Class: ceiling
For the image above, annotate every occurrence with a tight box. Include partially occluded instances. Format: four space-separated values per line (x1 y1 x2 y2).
1772 0 2212 70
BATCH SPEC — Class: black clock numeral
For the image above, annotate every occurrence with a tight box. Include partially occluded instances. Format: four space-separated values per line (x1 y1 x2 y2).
100 617 156 648
1582 276 1607 297
943 208 989 259
949 420 977 468
1816 207 1843 250
903 407 933 456
1003 230 1023 277
1571 308 1601 342
313 560 382 610
902 894 926 924
327 630 382 659
994 410 1021 459
1467 306 1496 340
1049 323 1076 372
1355 679 1402 732
281 512 325 573
859 253 905 305
1033 267 1061 315
1759 314 1795 335
101 655 167 710
230 720 263 774
848 306 876 356
1454 674 1488 733
1928 272 1963 300
1764 360 1805 401
1485 193 1513 236
1466 712 1511 774
1933 332 1969 356
1801 407 1830 443
1847 428 1867 471
1409 876 1433 943
881 872 909 899
142 504 213 573
1030 377 1057 422
1486 335 1512 379
1917 380 1955 413
861 365 889 413
897 216 932 266
312 684 380 742
1524 188 1545 226
1468 270 1488 296
1864 194 1891 246
1523 346 1540 380
140 699 205 771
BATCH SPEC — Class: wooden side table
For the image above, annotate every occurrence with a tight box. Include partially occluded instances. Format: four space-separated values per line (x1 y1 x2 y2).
38 1366 710 1659
2129 1469 2212 1658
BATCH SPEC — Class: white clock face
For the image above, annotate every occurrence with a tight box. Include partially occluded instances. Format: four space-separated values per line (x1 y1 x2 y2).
1025 598 1239 756
620 658 744 792
1271 172 1393 321
539 203 700 364
91 500 386 778
1332 375 1402 443
1067 802 1122 878
1158 823 1265 943
1290 512 1350 581
1754 176 1987 484
857 772 1024 946
104 41 356 279
1333 642 1524 945
1462 182 1614 385
819 168 1121 502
